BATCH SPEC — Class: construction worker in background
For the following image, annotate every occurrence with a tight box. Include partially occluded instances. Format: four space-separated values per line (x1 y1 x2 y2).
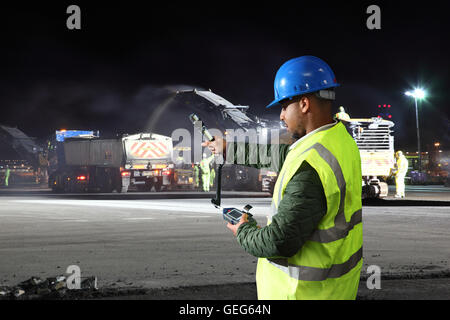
5 165 11 187
203 56 363 300
193 163 200 189
210 165 216 189
335 106 350 121
199 153 214 192
394 151 408 198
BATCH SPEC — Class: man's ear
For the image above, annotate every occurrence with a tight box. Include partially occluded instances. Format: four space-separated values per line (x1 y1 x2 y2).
299 96 311 114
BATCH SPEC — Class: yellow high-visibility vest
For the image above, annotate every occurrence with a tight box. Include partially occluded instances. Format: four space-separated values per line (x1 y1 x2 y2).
256 122 363 300
396 155 408 174
335 111 350 121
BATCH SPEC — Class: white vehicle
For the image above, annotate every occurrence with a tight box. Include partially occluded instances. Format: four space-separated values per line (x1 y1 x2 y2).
120 133 174 192
345 117 395 198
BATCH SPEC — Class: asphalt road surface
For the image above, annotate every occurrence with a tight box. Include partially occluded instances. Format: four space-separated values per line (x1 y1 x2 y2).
0 185 449 299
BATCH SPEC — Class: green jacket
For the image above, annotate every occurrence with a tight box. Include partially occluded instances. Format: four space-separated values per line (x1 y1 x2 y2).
228 142 327 258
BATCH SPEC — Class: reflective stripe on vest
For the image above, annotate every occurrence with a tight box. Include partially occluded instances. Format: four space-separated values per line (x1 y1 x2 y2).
267 247 363 281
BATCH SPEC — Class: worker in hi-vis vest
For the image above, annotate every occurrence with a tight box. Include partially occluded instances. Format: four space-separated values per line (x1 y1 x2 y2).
193 163 200 189
335 106 350 121
203 56 363 300
4 165 11 187
199 153 214 192
394 151 408 198
209 166 216 189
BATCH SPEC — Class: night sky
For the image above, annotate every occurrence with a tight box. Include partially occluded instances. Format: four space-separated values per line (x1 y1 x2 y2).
1 1 449 152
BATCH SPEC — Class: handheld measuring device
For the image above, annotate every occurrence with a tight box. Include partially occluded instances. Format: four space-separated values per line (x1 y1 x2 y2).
189 113 257 226
221 204 256 226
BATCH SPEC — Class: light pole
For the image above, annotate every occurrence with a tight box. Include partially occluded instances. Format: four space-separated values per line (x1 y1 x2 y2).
405 88 426 172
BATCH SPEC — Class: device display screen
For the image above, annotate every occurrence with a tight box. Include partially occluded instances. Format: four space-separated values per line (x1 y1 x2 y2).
227 209 242 219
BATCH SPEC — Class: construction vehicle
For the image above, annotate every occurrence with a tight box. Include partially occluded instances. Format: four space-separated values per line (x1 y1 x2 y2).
48 130 186 193
177 90 398 198
0 125 46 185
177 89 282 194
120 132 176 192
345 117 395 198
48 130 118 192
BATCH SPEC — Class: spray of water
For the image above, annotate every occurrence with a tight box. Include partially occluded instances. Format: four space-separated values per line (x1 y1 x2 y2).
143 84 204 134
145 92 177 133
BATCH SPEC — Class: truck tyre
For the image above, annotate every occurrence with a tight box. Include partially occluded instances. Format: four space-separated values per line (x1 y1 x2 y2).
268 180 275 195
144 181 153 192
114 181 123 193
52 182 63 193
103 185 114 193
154 181 162 192
63 180 70 193
378 182 389 198
136 185 147 192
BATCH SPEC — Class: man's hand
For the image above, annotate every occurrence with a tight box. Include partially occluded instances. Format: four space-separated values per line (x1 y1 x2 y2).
226 213 249 236
227 214 260 236
201 136 226 156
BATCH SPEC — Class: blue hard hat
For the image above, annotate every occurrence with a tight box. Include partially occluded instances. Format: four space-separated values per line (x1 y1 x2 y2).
266 56 340 109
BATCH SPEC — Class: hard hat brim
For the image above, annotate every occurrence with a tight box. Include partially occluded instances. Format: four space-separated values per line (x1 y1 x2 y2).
266 84 340 109
266 99 282 109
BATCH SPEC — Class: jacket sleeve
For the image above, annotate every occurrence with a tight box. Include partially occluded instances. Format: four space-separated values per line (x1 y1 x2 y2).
235 161 327 258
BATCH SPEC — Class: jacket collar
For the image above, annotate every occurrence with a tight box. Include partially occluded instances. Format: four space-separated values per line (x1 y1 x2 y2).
289 121 339 150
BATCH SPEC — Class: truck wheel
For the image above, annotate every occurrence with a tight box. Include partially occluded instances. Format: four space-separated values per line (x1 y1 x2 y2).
137 185 147 192
114 182 122 193
154 181 162 192
378 182 388 198
268 181 275 195
103 185 114 193
51 175 63 193
144 181 153 192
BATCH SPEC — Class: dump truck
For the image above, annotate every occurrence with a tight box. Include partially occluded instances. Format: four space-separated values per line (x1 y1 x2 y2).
345 117 395 198
121 132 182 192
48 130 184 193
48 130 119 192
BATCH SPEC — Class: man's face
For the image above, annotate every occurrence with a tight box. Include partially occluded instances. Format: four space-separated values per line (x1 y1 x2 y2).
280 100 306 139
